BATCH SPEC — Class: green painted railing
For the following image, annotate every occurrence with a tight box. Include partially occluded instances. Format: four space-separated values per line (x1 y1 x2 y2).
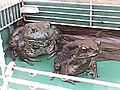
0 0 23 31
23 0 120 30
0 0 23 51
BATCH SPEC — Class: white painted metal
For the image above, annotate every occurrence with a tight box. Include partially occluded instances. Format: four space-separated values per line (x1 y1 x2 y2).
1 62 16 90
2 62 71 90
0 34 6 90
0 0 23 12
24 14 90 22
1 0 120 90
24 0 120 7
89 0 93 26
20 6 40 13
24 18 120 30
0 0 23 89
23 4 120 30
18 1 22 17
21 5 120 18
24 5 120 13
0 12 4 27
0 0 23 31
24 0 90 6
13 66 120 89
3 10 7 26
32 10 90 16
0 34 6 76
13 4 17 21
0 17 23 31
24 5 90 11
7 9 10 24
24 14 120 25
8 77 71 90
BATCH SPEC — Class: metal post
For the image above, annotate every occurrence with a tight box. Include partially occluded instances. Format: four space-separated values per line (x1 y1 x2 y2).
1 61 16 90
89 0 93 26
0 33 6 89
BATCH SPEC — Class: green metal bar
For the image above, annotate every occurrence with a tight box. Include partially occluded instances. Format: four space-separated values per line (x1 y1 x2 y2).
0 1 23 31
23 1 120 30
